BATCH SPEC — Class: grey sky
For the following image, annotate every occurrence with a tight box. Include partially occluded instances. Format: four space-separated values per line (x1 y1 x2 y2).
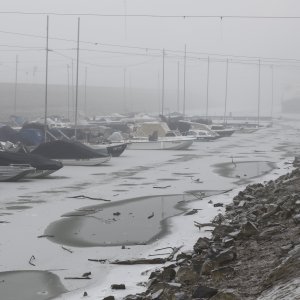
1 0 300 116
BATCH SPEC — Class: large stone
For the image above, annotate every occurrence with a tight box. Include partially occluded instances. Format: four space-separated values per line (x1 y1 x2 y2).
237 221 259 239
214 246 237 265
193 237 210 254
201 259 215 275
192 285 218 299
160 267 176 282
210 290 240 300
211 266 235 282
176 266 199 285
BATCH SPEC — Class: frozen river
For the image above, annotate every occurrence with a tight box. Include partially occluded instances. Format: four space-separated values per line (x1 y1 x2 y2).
0 118 300 299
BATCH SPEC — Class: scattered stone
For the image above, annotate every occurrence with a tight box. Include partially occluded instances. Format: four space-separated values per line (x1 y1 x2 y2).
111 284 126 290
192 285 218 299
103 296 115 300
83 291 88 297
176 266 199 285
193 237 210 254
210 290 240 300
213 203 224 207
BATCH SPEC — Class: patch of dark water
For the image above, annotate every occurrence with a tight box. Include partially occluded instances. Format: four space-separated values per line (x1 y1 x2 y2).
213 161 275 181
0 270 67 300
6 205 32 210
45 190 225 247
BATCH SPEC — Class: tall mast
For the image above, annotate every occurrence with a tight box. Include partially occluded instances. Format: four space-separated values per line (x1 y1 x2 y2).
123 68 127 113
223 58 229 124
84 66 87 117
183 44 187 117
14 55 18 115
271 65 274 120
161 49 165 116
74 17 80 140
177 61 180 113
257 59 261 127
67 64 70 120
44 15 49 142
205 56 210 120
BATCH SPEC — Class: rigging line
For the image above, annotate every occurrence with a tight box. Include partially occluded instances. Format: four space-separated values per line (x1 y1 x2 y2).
0 11 300 19
1 29 300 64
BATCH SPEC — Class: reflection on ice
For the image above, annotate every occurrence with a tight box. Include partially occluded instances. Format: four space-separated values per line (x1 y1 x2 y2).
45 191 224 247
213 161 275 181
0 270 67 300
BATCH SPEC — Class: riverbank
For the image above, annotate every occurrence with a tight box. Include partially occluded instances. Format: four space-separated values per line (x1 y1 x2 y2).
122 158 300 300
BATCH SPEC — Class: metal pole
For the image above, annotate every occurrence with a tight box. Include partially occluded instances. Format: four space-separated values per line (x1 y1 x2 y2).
44 16 49 142
74 17 80 140
205 56 210 120
123 68 127 113
84 66 87 117
14 55 18 115
67 64 70 120
177 61 180 112
183 45 187 117
258 59 261 127
271 65 274 120
223 58 229 124
161 49 165 116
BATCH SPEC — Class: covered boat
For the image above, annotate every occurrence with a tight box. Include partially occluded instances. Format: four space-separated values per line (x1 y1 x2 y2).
0 165 35 181
31 140 111 166
0 151 63 178
87 142 127 157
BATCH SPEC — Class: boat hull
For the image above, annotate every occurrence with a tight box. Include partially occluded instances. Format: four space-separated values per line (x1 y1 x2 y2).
127 139 193 150
60 156 111 166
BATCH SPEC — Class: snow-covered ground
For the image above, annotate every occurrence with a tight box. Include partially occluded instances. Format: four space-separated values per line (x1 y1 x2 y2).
1 118 300 300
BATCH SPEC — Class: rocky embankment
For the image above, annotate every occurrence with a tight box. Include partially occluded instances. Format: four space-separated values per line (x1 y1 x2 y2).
122 159 300 300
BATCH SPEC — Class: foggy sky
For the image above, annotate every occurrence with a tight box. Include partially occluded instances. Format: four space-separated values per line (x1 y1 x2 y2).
1 0 300 117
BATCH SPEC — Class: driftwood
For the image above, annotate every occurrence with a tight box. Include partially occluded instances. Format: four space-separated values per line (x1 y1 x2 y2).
62 246 73 253
194 221 216 229
110 245 183 265
37 234 54 238
29 255 36 266
68 195 110 202
153 185 171 189
88 259 107 263
64 276 91 280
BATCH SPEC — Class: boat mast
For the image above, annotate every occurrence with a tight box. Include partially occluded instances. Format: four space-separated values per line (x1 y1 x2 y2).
183 44 187 117
74 17 80 140
123 67 127 113
84 66 87 117
257 59 261 127
205 56 210 120
177 61 180 113
67 64 70 120
161 48 165 116
223 58 229 124
44 15 49 142
14 55 18 115
271 65 274 120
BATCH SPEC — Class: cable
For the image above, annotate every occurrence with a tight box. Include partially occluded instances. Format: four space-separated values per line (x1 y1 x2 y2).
0 11 300 19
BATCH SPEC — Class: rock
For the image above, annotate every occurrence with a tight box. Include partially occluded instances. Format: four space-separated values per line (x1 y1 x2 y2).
151 289 163 299
237 221 259 239
191 255 205 273
222 237 234 248
214 246 237 265
212 224 236 240
176 251 193 261
210 290 240 300
214 203 224 207
172 292 190 300
243 194 256 201
83 291 88 297
259 226 282 239
103 296 115 300
160 267 176 282
176 266 199 285
293 214 300 224
211 266 235 282
192 285 218 299
111 284 126 290
201 259 215 275
193 237 210 254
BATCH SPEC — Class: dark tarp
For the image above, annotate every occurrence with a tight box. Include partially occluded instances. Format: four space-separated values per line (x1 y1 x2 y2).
0 151 63 170
31 140 110 160
0 126 18 143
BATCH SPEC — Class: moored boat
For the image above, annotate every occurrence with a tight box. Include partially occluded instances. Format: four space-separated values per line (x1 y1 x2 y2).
0 165 35 182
